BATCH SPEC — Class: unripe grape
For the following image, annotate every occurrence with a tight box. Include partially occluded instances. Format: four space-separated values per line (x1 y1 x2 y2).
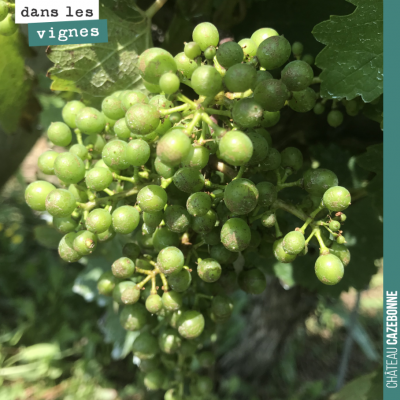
186 192 211 217
289 87 317 113
327 110 344 127
218 130 253 166
84 134 106 157
303 168 338 197
192 22 219 51
112 257 135 279
143 210 163 228
142 223 156 236
123 242 141 260
224 178 259 215
102 96 125 120
114 281 141 305
121 90 149 112
329 242 350 267
25 181 56 212
0 2 9 22
256 181 277 207
257 36 291 70
259 148 281 171
273 238 297 263
281 60 314 91
133 332 159 359
168 269 192 292
246 131 269 164
338 213 347 222
125 103 160 135
302 54 315 66
292 41 304 56
70 144 88 160
126 139 150 167
238 38 257 59
184 41 202 59
181 146 209 169
145 294 163 314
221 218 251 252
85 167 113 191
58 232 81 263
47 122 72 147
75 107 106 135
113 118 131 141
97 227 116 242
120 303 148 331
138 48 177 84
251 27 279 46
86 208 112 234
329 220 341 232
62 101 85 129
262 110 280 127
322 186 351 212
97 271 118 296
177 310 205 339
149 94 174 110
174 52 200 79
254 79 290 112
38 151 59 175
153 228 179 252
157 129 192 167
252 70 273 91
158 246 184 275
73 230 97 256
137 185 168 213
165 205 191 233
337 235 346 244
102 140 130 170
261 211 276 228
315 254 344 285
282 231 305 255
162 291 183 311
160 72 180 94
173 167 205 194
238 268 266 294
144 369 166 391
0 14 17 36
169 112 181 125
68 184 88 203
191 66 223 97
216 41 244 69
232 98 264 128
281 147 303 171
211 295 233 322
45 189 76 218
159 329 182 354
180 341 197 357
197 258 222 283
140 358 160 373
155 157 176 179
53 216 78 234
196 376 213 395
54 152 85 184
192 209 217 234
204 45 217 60
143 80 162 93
112 205 140 234
313 103 326 115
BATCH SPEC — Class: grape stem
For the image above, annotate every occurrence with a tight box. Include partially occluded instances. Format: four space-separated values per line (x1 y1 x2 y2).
314 227 330 255
277 178 303 192
201 112 225 136
184 111 202 136
233 165 245 180
225 88 253 100
204 108 232 117
161 177 173 189
74 129 83 145
272 198 309 222
113 173 135 184
159 272 169 291
299 203 325 233
103 188 114 196
274 220 283 238
175 93 197 109
213 56 226 77
144 0 168 19
159 103 189 116
192 240 205 250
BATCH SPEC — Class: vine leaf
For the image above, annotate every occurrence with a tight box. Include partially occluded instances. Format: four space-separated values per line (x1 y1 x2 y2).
313 0 383 102
47 3 152 97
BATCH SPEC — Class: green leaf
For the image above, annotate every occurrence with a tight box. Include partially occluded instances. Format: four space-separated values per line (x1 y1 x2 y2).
313 0 383 102
47 3 151 97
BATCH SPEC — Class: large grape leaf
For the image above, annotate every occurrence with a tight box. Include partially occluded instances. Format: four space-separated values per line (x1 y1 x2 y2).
313 0 383 102
47 3 152 97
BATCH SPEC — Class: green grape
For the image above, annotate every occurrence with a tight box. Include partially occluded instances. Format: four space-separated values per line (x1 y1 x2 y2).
251 27 279 46
0 14 17 36
95 160 121 175
123 242 141 260
224 178 259 215
288 87 317 113
261 110 280 127
103 113 117 129
322 186 351 212
158 247 184 275
70 144 88 160
251 70 273 91
85 167 113 191
146 294 163 314
218 130 253 166
160 72 180 94
125 103 160 135
54 152 85 184
192 209 217 234
126 139 150 167
337 235 346 244
153 228 179 252
329 220 341 232
45 189 76 218
138 48 177 84
177 310 205 339
257 36 291 70
221 218 251 252
144 369 166 391
58 232 81 263
216 41 244 69
159 329 182 354
53 216 78 234
192 22 219 51
114 282 141 305
238 38 257 59
256 181 277 207
25 181 56 211
232 98 264 128
302 54 315 66
143 80 162 93
180 340 197 357
191 66 223 97
165 205 191 233
327 110 344 127
0 2 9 22
169 112 182 125
38 151 58 175
313 103 326 115
73 230 97 256
253 79 290 112
173 167 205 194
121 91 149 112
84 134 106 157
169 310 183 329
97 271 118 296
259 148 281 171
62 101 86 129
143 223 156 236
120 303 148 331
112 257 135 279
273 238 297 263
224 64 257 92
112 205 140 234
47 122 72 147
238 268 266 294
181 146 209 169
168 269 192 292
292 41 304 56
137 185 168 213
143 210 163 228
338 213 347 222
315 254 344 285
102 96 125 120
303 168 339 197
261 211 276 228
204 138 218 154
329 242 350 267
162 291 183 311
155 157 176 179
211 295 233 322
97 227 116 242
280 147 303 171
75 107 106 135
149 95 173 111
68 184 88 203
202 227 221 246
133 332 159 359
282 231 305 255
164 388 180 400
197 258 222 283
114 119 131 141
184 41 202 59
197 351 216 368
186 192 211 217
209 243 233 264
86 209 112 234
245 131 269 164
157 129 192 167
139 357 160 373
102 140 130 170
281 60 314 91
196 376 213 395
204 46 217 60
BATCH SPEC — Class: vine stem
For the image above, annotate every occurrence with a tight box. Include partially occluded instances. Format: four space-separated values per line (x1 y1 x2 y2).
233 166 245 180
159 103 189 116
204 108 231 117
74 129 83 145
175 93 197 109
277 179 303 192
300 204 325 233
144 0 168 19
272 198 309 222
201 112 225 136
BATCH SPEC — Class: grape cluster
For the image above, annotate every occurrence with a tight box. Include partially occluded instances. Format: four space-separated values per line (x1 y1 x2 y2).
25 22 353 399
0 1 17 37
